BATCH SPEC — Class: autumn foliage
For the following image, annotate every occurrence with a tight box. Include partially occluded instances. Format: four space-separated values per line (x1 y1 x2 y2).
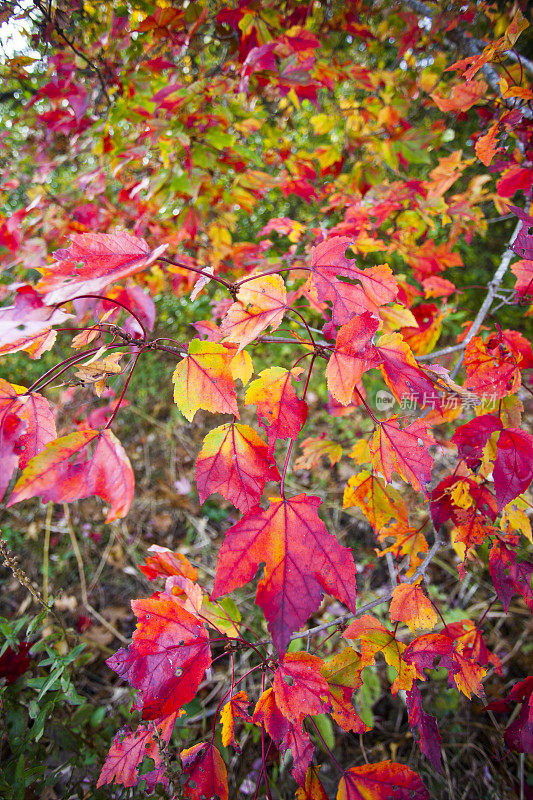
0 1 532 798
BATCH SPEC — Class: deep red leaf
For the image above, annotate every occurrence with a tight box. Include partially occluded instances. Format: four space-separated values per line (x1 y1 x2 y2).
493 428 533 510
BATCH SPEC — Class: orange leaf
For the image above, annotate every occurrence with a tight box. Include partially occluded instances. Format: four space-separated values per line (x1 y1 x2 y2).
139 546 198 583
430 79 487 113
389 580 438 633
294 435 342 470
475 122 499 167
403 633 487 699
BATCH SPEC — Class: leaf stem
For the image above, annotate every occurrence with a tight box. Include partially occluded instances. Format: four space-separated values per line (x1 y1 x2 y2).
308 716 343 773
54 294 148 339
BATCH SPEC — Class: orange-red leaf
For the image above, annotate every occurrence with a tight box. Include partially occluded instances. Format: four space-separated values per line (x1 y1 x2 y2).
106 593 211 718
181 742 228 800
7 428 134 522
172 339 239 422
326 312 380 405
475 122 499 166
0 381 56 500
273 653 331 723
139 546 198 583
430 79 487 113
389 580 438 633
212 494 357 653
221 274 287 350
337 760 429 800
37 232 168 304
195 422 280 513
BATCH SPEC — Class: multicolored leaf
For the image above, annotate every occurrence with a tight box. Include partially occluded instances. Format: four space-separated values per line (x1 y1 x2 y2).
220 690 251 748
172 339 239 422
245 367 308 453
337 760 429 800
195 422 280 513
7 428 134 522
403 633 487 699
106 593 211 719
369 417 435 493
343 471 408 531
212 494 357 653
221 274 287 350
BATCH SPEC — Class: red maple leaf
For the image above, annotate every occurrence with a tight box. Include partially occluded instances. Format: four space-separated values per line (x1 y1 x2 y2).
106 592 211 719
97 713 178 791
36 232 168 304
195 422 280 513
212 494 357 653
181 742 228 800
